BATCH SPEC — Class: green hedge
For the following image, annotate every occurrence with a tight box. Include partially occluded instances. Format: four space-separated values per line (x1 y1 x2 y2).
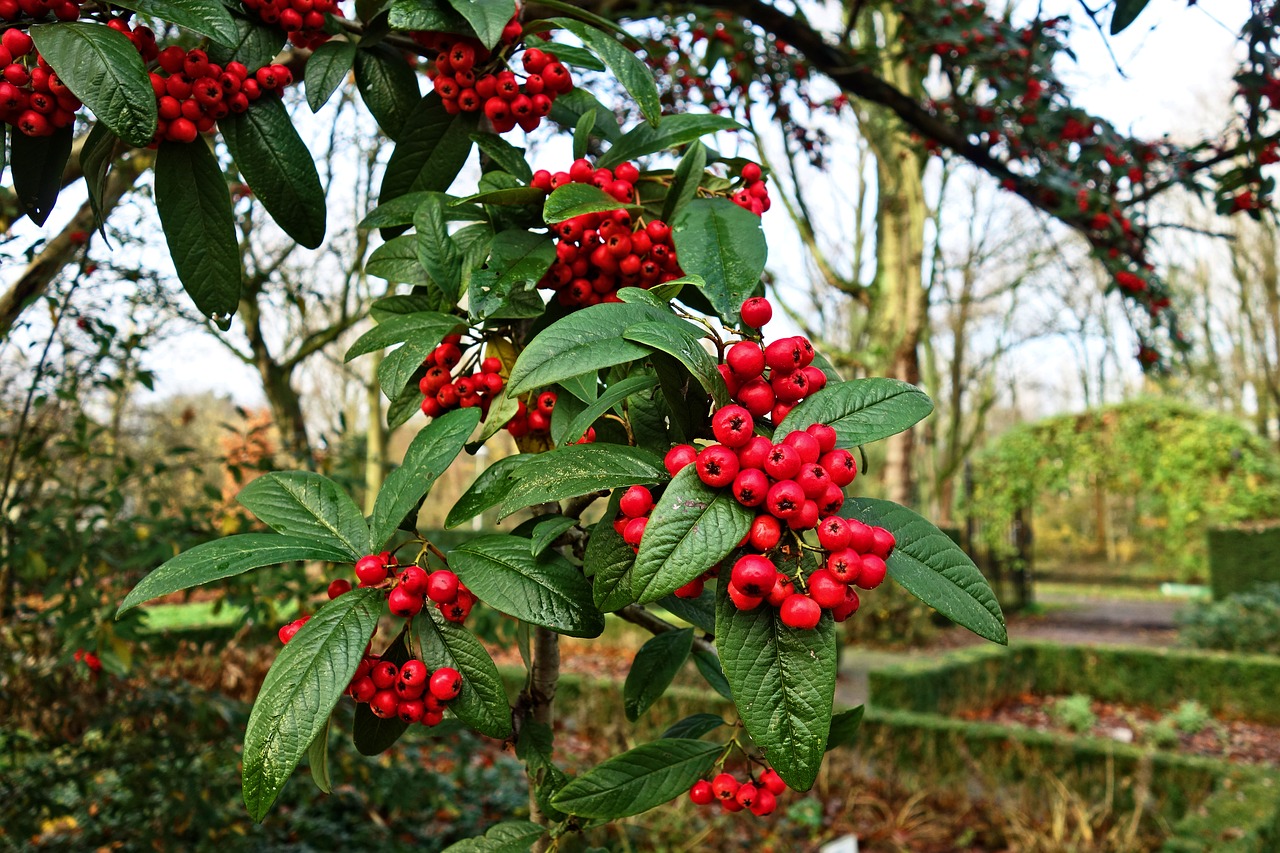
1208 524 1280 599
869 642 1280 723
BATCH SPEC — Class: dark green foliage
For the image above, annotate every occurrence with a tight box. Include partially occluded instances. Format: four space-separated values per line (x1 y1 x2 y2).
1207 527 1280 599
1179 582 1280 652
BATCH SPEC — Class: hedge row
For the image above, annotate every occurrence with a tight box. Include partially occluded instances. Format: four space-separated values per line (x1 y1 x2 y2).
869 641 1280 723
1208 524 1280 599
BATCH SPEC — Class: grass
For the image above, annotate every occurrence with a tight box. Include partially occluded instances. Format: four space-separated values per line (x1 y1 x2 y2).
138 600 296 632
1036 581 1209 602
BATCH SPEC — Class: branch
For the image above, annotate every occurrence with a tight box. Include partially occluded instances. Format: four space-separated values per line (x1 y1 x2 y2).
616 604 717 656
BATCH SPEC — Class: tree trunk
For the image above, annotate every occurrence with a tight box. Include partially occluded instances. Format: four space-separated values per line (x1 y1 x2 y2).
364 351 385 514
238 286 313 466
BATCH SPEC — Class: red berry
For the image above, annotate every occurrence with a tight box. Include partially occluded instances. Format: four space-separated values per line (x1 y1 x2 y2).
371 660 399 690
397 699 425 724
832 587 861 621
399 659 428 686
350 676 376 703
689 779 715 805
870 526 896 558
740 297 772 328
726 341 765 378
748 514 781 551
388 584 425 618
766 572 794 607
808 569 847 609
760 768 787 795
806 423 837 453
857 554 888 589
673 577 704 599
742 162 763 183
763 444 802 481
696 444 740 488
735 783 759 809
711 404 754 448
765 479 805 520
399 564 428 595
727 582 763 611
736 378 775 418
737 435 772 470
369 689 399 718
355 554 387 586
764 338 803 374
622 516 648 546
783 430 821 464
429 666 462 701
817 516 851 551
427 570 460 604
732 468 770 507
730 554 775 597
665 444 698 476
821 449 857 486
826 548 862 584
711 773 740 800
750 787 777 816
619 485 654 518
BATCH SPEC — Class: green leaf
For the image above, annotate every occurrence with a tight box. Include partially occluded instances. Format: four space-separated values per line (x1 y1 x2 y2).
585 509 636 612
543 182 638 224
471 132 533 182
657 588 716 634
441 821 547 853
445 0 514 48
118 533 352 615
777 378 933 449
632 465 753 605
380 93 479 204
661 141 706 223
243 588 383 820
389 0 470 33
344 311 460 362
624 628 693 721
361 191 486 229
207 10 285 71
414 606 513 737
413 193 462 299
306 718 332 794
498 444 668 519
352 628 413 754
549 88 620 143
456 186 545 206
79 121 117 235
549 19 661 126
306 38 358 112
662 713 725 740
221 96 327 249
573 108 596 160
531 516 577 555
237 472 372 559
671 198 766 324
444 453 531 528
623 319 727 408
31 23 156 148
372 407 480 547
599 115 740 170
467 230 553 321
557 374 658 448
841 497 1007 644
826 705 865 751
551 739 721 818
715 583 836 791
449 534 605 637
1110 0 1150 34
154 139 241 320
355 43 422 140
506 303 670 396
107 0 239 45
9 122 71 226
365 235 428 284
692 646 733 700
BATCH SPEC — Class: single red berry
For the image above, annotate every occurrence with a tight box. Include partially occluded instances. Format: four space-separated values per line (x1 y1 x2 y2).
673 577 704 599
763 443 802 481
791 499 820 530
795 463 831 500
664 444 698 476
622 516 648 546
399 564 428 595
742 162 763 183
766 479 805 520
821 449 857 486
846 518 876 553
732 468 770 507
350 676 376 703
783 430 821 463
750 787 778 816
369 689 399 718
764 338 803 374
277 618 304 644
711 773 740 800
780 594 821 629
388 584 425 618
726 340 765 378
689 779 715 805
808 569 847 609
870 526 896 559
696 444 740 489
370 660 399 690
711 404 754 448
766 572 794 607
735 783 759 809
736 378 775 418
857 554 888 589
760 768 787 795
730 554 775 597
737 435 772 470
727 582 763 611
355 554 387 586
740 297 772 328
397 699 425 724
429 666 463 701
399 659 428 686
832 586 861 621
427 570 460 604
537 390 557 413
806 422 838 453
748 514 782 551
619 485 654 518
826 548 862 584
327 578 352 599
817 516 851 551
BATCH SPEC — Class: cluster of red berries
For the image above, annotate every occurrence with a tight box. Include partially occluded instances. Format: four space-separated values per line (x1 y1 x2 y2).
418 336 506 420
149 45 291 144
422 23 573 134
688 768 786 816
532 160 683 306
350 552 476 623
503 389 596 443
347 655 462 725
0 29 82 137
718 296 825 426
73 647 102 673
0 0 78 22
729 163 771 216
241 0 340 50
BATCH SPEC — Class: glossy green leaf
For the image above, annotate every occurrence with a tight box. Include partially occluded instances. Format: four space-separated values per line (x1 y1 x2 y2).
118 534 351 615
221 96 326 248
632 465 753 605
715 583 836 791
543 182 638 224
31 23 156 148
413 193 462 298
585 507 636 613
243 588 382 820
1110 0 1150 34
9 122 71 226
467 230 553 321
599 114 740 170
365 235 428 284
549 88 620 142
388 0 470 33
445 0 514 48
470 132 533 182
306 718 332 793
557 374 658 448
353 628 412 754
550 18 661 126
661 713 725 740
344 311 460 361
306 38 358 112
449 534 605 637
498 444 667 519
551 739 721 818
154 139 241 319
372 407 479 548
671 198 766 324
624 628 693 721
207 11 284 71
573 108 596 160
440 821 546 853
414 606 512 738
777 378 934 449
379 93 479 204
456 186 545 206
106 0 240 46
79 121 117 235
355 43 422 139
530 516 577 555
826 705 865 751
237 471 372 559
692 646 733 700
361 191 486 229
506 303 670 395
657 588 716 634
623 319 727 408
444 454 531 528
841 497 1007 644
661 140 707 223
